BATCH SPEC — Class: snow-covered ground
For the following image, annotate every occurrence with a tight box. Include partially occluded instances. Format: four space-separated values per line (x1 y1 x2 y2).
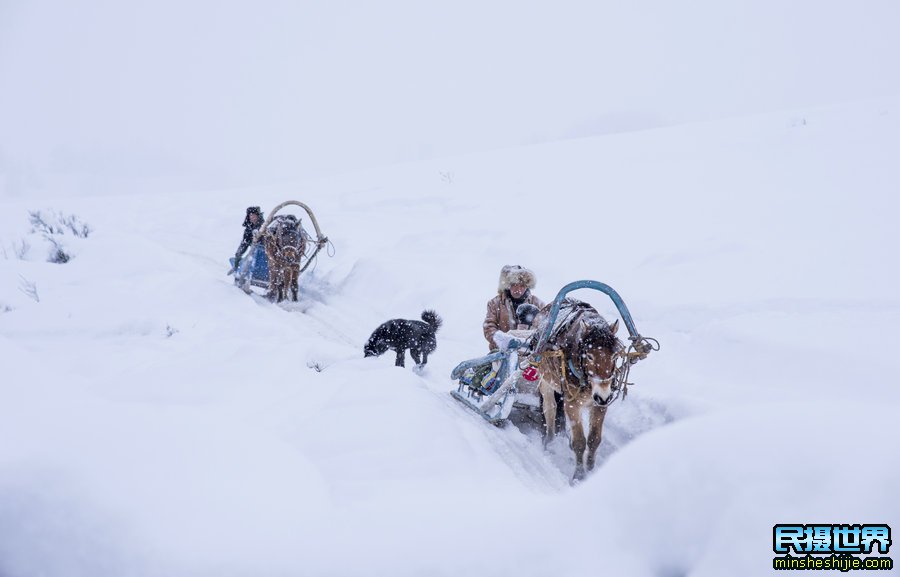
2 99 899 576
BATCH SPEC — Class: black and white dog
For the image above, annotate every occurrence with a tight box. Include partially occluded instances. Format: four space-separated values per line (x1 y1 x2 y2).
364 310 442 368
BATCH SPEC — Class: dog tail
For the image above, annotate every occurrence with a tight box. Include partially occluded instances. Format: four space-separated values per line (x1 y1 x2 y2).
421 310 442 332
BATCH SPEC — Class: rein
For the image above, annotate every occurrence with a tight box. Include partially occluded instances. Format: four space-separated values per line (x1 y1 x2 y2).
269 230 304 264
537 336 631 407
579 343 629 406
529 300 658 407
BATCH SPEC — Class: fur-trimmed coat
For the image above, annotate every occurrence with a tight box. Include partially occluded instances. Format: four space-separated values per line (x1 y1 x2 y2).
482 265 544 350
483 292 545 350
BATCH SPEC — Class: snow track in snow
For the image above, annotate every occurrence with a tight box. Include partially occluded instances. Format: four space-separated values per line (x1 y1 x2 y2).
442 391 569 492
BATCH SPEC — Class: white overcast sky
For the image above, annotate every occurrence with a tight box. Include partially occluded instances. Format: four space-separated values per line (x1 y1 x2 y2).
1 0 898 193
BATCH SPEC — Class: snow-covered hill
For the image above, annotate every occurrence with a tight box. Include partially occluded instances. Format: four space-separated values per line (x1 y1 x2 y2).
1 99 899 576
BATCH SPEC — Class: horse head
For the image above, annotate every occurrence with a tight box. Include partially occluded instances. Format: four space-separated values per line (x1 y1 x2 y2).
268 216 305 265
576 318 622 407
278 226 303 264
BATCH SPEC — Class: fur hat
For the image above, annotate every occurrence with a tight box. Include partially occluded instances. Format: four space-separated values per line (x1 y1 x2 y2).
498 264 536 293
243 206 263 227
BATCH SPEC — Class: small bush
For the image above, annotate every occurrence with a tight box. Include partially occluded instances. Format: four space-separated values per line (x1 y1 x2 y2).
18 275 39 302
1 239 30 260
27 209 91 263
46 236 70 264
29 210 92 238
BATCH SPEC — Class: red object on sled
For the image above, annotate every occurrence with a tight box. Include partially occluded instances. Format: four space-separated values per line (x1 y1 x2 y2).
522 366 539 381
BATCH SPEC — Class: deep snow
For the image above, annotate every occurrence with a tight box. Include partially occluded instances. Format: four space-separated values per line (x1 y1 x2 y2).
1 99 899 576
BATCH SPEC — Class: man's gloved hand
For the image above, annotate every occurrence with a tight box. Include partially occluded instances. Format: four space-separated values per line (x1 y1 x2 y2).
232 255 241 271
492 331 520 352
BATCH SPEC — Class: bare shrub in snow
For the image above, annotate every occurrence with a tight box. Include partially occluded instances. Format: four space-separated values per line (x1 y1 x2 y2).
1 239 30 260
60 213 92 238
29 210 64 235
18 275 39 302
27 209 91 263
15 239 30 259
46 236 70 264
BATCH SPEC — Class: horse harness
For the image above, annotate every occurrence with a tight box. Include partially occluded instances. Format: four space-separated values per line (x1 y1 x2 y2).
537 346 628 408
530 301 632 406
266 219 306 263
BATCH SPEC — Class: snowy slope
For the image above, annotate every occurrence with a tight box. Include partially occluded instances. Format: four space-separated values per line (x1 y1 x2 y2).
1 99 899 576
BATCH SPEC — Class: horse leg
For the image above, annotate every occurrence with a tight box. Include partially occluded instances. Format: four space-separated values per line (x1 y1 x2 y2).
554 391 566 438
270 267 281 301
539 380 559 447
266 268 276 300
263 243 278 300
410 349 422 366
564 397 587 482
290 267 299 302
395 349 406 367
278 269 287 302
585 406 608 472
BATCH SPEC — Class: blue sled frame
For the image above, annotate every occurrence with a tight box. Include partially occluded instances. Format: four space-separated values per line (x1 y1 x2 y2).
450 280 655 425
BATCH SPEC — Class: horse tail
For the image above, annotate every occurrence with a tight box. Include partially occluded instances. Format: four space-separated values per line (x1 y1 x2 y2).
421 310 442 332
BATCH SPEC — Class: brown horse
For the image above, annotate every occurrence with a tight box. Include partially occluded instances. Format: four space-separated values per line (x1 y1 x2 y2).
533 300 624 482
262 215 306 302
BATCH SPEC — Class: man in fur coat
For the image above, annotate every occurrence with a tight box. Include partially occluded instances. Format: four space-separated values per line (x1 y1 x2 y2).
483 265 545 351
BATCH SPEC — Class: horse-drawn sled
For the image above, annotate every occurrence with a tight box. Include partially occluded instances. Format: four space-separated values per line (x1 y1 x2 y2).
451 280 658 480
229 201 330 302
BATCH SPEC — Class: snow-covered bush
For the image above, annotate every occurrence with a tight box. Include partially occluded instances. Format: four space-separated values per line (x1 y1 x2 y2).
17 275 39 302
0 239 30 260
27 210 92 264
